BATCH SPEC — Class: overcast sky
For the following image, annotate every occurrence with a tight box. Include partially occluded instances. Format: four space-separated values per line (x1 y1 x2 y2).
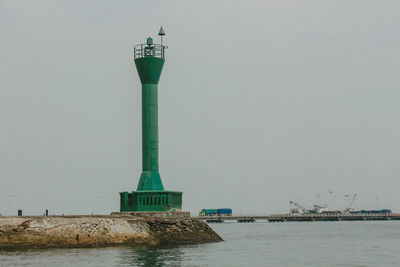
1 1 399 215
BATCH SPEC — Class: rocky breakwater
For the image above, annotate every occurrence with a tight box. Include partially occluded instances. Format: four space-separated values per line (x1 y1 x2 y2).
144 216 222 245
0 215 222 249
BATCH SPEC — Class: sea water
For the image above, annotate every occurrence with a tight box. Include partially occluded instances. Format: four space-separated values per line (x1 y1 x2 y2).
1 221 399 266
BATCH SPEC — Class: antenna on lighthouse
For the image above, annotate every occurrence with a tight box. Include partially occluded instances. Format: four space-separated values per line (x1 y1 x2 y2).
158 26 165 46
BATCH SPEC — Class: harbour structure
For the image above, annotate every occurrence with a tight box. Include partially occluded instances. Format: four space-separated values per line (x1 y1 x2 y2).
194 212 399 223
120 27 182 212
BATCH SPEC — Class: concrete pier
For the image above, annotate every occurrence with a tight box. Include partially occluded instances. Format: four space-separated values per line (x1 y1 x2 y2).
195 213 400 223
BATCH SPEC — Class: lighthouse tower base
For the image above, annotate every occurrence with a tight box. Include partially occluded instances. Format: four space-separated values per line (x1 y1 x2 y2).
120 191 182 212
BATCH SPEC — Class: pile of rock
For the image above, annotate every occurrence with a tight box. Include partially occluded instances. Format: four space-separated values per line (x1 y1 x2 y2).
144 217 222 245
0 215 222 249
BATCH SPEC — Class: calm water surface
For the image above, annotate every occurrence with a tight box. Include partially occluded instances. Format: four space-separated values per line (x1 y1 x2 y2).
1 221 399 266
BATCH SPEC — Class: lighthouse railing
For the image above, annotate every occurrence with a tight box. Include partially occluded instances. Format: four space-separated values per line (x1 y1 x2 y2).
134 44 166 59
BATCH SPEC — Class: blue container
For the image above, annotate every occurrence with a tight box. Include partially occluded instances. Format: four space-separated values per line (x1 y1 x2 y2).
217 208 232 216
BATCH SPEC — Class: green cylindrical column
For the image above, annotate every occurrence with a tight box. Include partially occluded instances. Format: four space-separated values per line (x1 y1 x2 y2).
142 83 159 172
135 51 165 191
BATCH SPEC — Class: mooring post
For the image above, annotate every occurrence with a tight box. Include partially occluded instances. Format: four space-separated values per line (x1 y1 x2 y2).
18 209 22 216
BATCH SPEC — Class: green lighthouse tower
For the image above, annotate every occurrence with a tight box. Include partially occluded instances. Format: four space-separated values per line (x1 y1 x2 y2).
120 28 183 212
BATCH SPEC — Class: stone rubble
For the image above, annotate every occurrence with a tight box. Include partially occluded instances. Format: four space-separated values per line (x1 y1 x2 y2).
0 216 222 249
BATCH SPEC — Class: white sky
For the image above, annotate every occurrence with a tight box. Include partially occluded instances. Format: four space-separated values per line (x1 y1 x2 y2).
0 0 399 215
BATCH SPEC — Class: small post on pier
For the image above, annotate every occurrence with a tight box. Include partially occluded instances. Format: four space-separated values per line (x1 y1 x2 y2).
45 209 48 216
18 209 22 216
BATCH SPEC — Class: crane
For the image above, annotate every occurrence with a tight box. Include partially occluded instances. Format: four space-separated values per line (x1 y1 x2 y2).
289 201 311 214
343 193 357 213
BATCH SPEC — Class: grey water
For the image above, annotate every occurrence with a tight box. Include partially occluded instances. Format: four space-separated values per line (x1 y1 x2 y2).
1 221 400 267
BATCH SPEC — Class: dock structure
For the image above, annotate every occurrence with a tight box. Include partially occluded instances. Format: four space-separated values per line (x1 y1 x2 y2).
195 213 400 223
